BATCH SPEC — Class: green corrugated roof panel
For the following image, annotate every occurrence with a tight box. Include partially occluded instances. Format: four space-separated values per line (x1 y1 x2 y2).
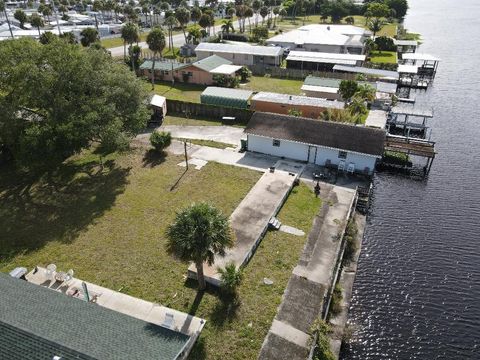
192 55 232 72
0 274 190 360
200 87 253 109
140 60 188 71
303 76 342 88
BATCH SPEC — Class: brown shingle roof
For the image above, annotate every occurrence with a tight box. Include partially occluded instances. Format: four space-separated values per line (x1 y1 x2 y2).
245 112 386 156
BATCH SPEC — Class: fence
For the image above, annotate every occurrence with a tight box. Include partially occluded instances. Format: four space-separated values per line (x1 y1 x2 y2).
167 99 253 125
247 65 357 80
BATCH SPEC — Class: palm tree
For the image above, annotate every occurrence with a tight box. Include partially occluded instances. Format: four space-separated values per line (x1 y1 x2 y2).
14 9 27 29
121 22 140 70
30 13 44 37
175 6 190 43
0 1 14 39
252 0 261 26
221 19 234 34
368 18 384 39
354 84 376 103
244 7 253 32
80 27 99 47
279 8 287 22
164 15 177 50
272 6 279 28
260 5 268 25
191 6 202 25
217 262 243 295
166 203 234 291
198 13 211 35
146 27 166 89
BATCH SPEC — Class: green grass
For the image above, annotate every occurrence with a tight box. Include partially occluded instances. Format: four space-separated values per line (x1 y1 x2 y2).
369 50 397 64
163 115 223 127
0 149 322 359
241 76 304 95
151 81 205 103
101 33 149 48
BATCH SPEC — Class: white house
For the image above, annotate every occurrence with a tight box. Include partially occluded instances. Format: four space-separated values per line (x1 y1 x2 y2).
194 42 283 66
266 24 371 54
245 112 385 175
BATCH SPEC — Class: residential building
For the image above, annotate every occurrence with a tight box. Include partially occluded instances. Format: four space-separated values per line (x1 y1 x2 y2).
250 92 344 119
139 55 240 85
245 112 385 175
194 42 283 66
266 24 371 54
0 272 206 360
286 51 366 71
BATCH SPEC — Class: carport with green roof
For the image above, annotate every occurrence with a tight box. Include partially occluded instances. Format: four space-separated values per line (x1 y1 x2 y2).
200 86 253 109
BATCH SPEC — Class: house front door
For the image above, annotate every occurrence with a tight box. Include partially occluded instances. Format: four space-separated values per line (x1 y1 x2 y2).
307 146 317 163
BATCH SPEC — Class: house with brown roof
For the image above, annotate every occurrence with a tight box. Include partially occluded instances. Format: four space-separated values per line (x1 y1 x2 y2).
139 55 241 85
244 112 386 175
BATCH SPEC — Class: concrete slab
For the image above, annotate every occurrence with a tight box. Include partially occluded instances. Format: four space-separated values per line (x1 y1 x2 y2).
259 183 356 360
177 158 208 170
279 225 305 236
26 267 206 338
161 125 245 146
188 161 305 285
270 319 310 348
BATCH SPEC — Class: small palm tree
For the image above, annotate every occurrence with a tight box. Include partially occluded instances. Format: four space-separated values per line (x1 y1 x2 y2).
368 18 384 39
218 262 243 295
121 22 140 70
166 203 234 290
221 19 234 34
146 27 166 89
30 13 44 37
354 84 376 103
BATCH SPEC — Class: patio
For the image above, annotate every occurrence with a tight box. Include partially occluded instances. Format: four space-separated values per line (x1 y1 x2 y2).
26 266 206 339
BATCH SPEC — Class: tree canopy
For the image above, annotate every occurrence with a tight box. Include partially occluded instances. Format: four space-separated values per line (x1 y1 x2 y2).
0 38 149 169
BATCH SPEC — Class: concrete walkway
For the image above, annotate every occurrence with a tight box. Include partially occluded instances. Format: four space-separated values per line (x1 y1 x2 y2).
161 125 244 146
259 183 356 360
188 160 305 285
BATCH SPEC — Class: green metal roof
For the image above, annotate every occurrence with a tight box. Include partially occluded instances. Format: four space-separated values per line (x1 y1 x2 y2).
192 55 232 72
0 273 190 360
200 87 253 109
140 60 188 71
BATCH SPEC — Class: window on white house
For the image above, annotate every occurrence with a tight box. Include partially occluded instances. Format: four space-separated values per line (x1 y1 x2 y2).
338 151 347 159
273 139 281 147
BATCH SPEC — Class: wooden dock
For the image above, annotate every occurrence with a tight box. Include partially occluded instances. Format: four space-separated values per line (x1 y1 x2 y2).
384 135 436 174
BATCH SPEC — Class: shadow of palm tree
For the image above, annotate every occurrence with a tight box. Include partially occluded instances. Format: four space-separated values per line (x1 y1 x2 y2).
0 158 130 263
209 292 241 328
142 149 167 168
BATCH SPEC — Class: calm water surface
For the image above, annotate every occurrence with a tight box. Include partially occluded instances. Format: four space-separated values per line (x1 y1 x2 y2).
343 0 480 359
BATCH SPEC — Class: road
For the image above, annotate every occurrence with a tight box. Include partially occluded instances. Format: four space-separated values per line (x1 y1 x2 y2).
107 15 275 57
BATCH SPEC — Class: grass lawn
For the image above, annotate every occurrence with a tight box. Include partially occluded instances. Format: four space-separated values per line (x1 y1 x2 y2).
101 32 149 49
0 148 321 359
150 81 206 103
369 50 397 64
241 76 304 95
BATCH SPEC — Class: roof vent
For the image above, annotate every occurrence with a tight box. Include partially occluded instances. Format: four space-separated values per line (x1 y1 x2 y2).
289 95 292 100
53 356 62 360
327 26 330 31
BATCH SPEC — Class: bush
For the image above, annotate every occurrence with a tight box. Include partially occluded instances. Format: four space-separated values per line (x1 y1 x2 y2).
343 219 359 265
150 131 171 152
251 26 269 42
238 66 252 82
213 74 239 88
310 319 335 360
222 33 249 42
374 36 396 51
218 262 243 295
329 283 343 317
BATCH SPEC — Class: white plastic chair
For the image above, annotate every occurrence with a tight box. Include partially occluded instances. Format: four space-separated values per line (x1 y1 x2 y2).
45 264 57 280
63 269 74 285
162 313 174 329
347 163 355 174
338 160 346 172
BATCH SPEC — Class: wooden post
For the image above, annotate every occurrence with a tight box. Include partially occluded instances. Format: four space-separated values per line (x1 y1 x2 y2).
184 141 188 170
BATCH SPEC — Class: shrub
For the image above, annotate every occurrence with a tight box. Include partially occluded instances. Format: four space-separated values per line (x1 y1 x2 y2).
374 36 396 51
343 219 359 265
238 66 252 82
150 131 171 152
213 74 239 88
218 262 243 295
329 283 343 317
251 26 269 42
310 319 335 360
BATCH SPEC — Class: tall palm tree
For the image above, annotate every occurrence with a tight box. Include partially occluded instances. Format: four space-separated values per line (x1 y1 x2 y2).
30 13 44 37
368 18 384 39
146 27 166 89
175 6 190 43
166 203 234 291
191 7 202 25
0 1 14 39
260 5 268 25
164 15 177 50
244 7 253 33
121 22 140 70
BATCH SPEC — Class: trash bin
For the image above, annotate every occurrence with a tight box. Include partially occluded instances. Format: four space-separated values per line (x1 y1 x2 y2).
9 267 27 280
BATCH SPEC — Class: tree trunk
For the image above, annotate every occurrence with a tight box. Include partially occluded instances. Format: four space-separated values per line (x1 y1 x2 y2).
151 56 156 90
195 259 206 290
130 45 135 71
123 42 126 58
182 26 187 43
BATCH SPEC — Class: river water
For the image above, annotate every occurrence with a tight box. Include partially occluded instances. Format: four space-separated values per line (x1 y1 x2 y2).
342 0 480 359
